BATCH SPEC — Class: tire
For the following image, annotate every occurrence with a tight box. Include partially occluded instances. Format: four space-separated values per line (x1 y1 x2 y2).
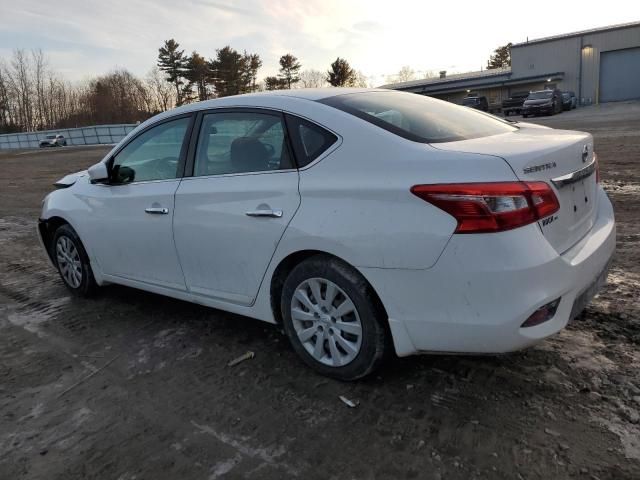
51 224 97 297
280 255 389 381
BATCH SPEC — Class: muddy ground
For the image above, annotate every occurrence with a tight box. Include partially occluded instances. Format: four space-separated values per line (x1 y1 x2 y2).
1 102 639 480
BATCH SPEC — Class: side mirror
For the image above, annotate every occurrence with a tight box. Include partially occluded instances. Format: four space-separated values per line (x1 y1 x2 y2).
88 161 109 184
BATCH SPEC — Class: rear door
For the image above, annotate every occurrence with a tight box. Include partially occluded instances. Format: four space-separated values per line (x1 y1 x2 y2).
173 109 300 306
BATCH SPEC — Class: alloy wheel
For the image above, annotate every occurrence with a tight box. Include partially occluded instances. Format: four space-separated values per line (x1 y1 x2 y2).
56 235 82 288
290 277 363 367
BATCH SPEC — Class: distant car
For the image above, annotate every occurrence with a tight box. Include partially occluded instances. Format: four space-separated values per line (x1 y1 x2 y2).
461 96 489 112
39 134 67 148
522 89 563 117
38 89 615 380
502 92 530 116
562 91 578 110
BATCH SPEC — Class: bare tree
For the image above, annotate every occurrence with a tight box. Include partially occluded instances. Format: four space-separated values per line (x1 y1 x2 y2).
8 50 35 131
299 69 327 88
397 66 415 82
353 71 369 88
145 66 175 112
385 66 416 85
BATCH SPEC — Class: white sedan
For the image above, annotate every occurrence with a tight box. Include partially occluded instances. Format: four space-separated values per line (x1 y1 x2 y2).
38 89 615 380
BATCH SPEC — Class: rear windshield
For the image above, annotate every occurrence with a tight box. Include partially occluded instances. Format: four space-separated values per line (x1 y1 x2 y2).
462 98 479 105
319 91 516 143
45 135 56 139
528 91 553 99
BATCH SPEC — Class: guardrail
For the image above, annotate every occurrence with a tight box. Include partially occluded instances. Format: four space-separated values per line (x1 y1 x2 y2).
0 124 138 150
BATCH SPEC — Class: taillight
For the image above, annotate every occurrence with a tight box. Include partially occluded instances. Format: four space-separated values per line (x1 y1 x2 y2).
411 181 559 233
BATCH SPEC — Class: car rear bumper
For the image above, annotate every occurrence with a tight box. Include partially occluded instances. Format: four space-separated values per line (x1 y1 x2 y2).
360 186 616 357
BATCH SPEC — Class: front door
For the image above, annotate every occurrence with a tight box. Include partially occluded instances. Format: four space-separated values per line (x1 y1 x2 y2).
80 115 192 291
174 110 300 305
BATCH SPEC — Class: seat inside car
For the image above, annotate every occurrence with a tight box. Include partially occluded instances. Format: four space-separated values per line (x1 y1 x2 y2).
230 136 271 173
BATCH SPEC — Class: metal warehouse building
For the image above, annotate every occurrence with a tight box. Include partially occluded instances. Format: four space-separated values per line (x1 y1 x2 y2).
383 21 640 108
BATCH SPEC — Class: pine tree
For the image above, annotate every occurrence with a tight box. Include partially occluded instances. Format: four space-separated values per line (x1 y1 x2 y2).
327 58 356 87
264 76 286 91
278 54 301 89
157 39 187 105
210 46 255 97
486 43 512 69
184 51 212 101
245 53 262 92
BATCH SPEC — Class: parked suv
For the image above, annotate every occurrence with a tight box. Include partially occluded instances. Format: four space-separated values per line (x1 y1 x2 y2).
502 92 529 116
461 96 489 112
522 89 563 117
39 134 67 147
562 91 577 110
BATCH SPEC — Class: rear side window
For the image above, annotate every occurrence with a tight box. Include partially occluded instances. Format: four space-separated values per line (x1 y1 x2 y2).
285 115 337 167
319 91 516 143
193 111 293 177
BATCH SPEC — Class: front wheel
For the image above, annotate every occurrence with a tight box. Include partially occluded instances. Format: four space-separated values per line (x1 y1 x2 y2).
52 224 97 297
281 255 390 381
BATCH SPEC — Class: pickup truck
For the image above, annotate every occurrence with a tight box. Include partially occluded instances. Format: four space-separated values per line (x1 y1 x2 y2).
501 92 529 116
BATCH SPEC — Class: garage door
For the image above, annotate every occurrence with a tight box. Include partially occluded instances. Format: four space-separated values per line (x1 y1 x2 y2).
599 47 640 102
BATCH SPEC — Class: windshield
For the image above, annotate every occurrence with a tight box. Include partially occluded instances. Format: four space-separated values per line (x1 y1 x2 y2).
528 91 553 100
319 91 516 143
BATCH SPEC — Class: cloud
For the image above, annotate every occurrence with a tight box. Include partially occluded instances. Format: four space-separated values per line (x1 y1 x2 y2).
0 0 637 82
192 0 254 16
352 21 383 33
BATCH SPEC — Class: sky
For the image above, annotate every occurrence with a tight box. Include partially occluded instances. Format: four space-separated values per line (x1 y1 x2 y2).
0 0 638 86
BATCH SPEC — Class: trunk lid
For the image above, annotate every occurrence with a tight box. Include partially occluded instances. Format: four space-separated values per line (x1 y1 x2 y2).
433 126 598 253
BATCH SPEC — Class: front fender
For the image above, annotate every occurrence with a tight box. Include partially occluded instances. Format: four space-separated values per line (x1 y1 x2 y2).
40 185 105 284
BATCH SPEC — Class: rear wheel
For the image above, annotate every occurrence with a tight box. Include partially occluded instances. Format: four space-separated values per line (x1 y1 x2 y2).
52 224 97 297
281 255 389 381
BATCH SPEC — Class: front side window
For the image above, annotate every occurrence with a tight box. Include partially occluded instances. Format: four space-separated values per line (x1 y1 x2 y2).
111 117 190 184
319 91 517 143
193 111 292 177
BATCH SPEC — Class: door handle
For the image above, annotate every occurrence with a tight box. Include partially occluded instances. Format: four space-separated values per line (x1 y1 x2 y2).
145 207 169 214
245 209 283 218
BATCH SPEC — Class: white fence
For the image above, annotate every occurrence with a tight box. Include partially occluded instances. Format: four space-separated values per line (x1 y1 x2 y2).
0 124 138 150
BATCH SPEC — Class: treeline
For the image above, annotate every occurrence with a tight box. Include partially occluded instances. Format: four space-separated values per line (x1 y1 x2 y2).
0 49 174 133
156 39 367 105
0 40 367 134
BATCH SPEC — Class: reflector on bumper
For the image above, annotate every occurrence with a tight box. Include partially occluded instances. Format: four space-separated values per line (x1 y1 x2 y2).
521 298 561 328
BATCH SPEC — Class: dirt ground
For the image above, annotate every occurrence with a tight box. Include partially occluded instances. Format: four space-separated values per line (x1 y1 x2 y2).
1 102 639 480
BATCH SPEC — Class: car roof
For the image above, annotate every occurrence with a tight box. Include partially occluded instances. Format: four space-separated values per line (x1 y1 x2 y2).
182 88 376 109
139 88 388 129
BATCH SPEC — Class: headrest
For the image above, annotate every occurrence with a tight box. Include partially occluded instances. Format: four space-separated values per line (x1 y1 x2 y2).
230 137 270 173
